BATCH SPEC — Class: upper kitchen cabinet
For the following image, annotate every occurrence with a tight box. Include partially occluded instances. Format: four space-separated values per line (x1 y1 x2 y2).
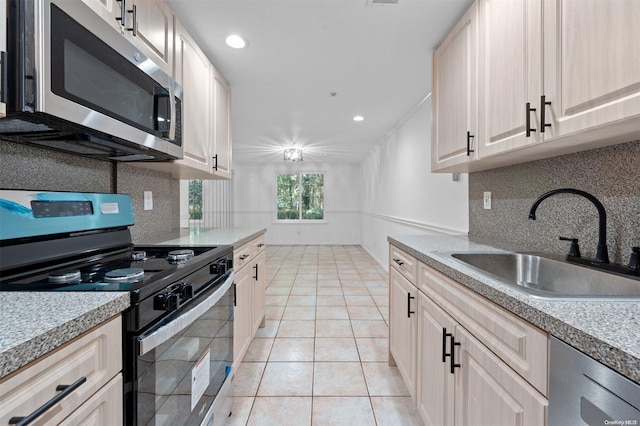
431 1 478 172
542 0 640 143
211 68 233 179
80 0 122 32
127 0 174 75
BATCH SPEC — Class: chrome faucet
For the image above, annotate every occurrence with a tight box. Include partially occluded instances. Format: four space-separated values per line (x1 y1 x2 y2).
528 188 610 264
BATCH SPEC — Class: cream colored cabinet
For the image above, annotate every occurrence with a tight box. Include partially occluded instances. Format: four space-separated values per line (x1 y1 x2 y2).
80 0 122 32
431 1 478 171
126 0 174 76
477 0 543 158
389 244 549 425
233 234 267 366
211 69 233 179
0 316 123 425
388 267 418 398
542 0 640 143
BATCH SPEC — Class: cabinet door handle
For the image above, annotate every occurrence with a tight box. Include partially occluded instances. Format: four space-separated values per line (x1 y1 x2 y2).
8 377 87 425
115 0 127 26
257 243 265 248
125 5 137 35
407 293 415 318
239 254 249 260
393 258 404 266
466 131 475 156
253 264 259 281
449 336 461 374
442 327 453 363
233 282 237 307
540 95 552 133
526 102 537 137
212 154 218 171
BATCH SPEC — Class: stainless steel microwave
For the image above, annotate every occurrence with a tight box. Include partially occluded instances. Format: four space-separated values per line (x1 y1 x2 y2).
0 0 183 161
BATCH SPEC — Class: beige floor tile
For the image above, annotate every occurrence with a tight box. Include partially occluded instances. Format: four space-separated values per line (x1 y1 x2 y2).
265 286 291 296
345 295 376 306
316 320 353 338
234 362 266 396
269 338 315 362
255 320 280 338
362 363 410 396
265 295 289 307
355 338 388 362
365 285 389 295
257 362 314 396
316 287 343 295
315 337 359 362
347 306 384 321
370 397 423 426
317 279 341 287
282 306 316 320
276 320 315 337
312 397 375 425
381 309 389 323
287 295 317 306
351 320 388 338
316 306 349 320
243 338 274 362
316 295 346 306
264 306 285 321
290 286 317 295
341 287 369 296
340 280 365 287
227 396 254 426
247 397 312 426
313 362 368 396
372 294 389 307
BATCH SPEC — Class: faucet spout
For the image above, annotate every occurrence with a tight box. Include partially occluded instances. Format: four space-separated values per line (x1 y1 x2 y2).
528 188 609 263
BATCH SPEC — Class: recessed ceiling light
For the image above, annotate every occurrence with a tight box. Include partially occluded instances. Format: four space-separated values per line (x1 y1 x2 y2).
353 115 364 122
225 34 247 49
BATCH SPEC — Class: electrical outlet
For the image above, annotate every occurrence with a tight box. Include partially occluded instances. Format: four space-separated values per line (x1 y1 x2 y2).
144 191 153 210
483 191 492 210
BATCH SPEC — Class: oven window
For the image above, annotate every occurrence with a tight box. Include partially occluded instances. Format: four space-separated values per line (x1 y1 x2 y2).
49 4 168 137
136 287 234 425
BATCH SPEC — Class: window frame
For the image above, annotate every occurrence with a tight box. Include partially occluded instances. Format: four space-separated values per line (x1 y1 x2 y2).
274 171 327 224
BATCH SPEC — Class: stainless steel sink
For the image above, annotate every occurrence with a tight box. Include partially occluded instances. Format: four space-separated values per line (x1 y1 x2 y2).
446 252 640 300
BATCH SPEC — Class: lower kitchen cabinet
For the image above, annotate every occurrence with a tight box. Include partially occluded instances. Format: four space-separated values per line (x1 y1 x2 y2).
0 316 123 425
233 234 266 366
389 244 548 425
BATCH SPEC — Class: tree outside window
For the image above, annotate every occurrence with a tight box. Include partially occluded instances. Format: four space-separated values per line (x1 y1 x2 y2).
277 173 324 220
189 180 203 220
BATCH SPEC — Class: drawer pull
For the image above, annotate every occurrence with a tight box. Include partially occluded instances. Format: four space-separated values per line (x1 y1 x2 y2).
239 254 250 260
393 258 404 266
257 243 265 248
9 376 87 425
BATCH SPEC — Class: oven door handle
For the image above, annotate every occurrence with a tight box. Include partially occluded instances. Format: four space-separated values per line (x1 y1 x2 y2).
137 271 234 356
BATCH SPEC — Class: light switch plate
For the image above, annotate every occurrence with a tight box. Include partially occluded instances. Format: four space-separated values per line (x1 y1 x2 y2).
144 191 153 210
483 191 491 210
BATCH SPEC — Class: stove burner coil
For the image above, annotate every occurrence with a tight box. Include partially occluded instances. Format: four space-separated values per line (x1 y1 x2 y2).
131 251 147 261
104 268 145 283
48 269 82 284
167 249 195 262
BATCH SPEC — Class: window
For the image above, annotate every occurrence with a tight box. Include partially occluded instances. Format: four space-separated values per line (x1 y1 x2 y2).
276 173 324 220
189 180 203 220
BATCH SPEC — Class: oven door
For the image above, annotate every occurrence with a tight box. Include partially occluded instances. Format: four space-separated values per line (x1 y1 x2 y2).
134 273 234 426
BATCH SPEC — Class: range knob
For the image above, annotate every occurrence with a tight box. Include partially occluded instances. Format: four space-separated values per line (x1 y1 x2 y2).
210 259 228 275
154 292 179 312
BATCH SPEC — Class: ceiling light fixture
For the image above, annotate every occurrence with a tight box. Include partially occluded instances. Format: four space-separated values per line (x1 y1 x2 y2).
225 34 247 49
283 148 303 162
353 115 364 122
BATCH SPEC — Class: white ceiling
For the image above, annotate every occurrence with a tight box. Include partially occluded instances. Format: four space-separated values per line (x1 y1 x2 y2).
166 0 472 164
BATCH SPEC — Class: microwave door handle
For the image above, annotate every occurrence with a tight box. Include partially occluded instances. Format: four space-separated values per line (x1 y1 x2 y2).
153 86 171 134
169 82 176 140
137 272 234 356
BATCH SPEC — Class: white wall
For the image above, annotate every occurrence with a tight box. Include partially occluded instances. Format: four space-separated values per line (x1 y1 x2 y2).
361 96 469 267
233 161 362 245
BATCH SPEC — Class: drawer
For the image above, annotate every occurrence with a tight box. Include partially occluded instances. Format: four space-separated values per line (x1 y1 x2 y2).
0 316 122 425
234 241 253 271
418 263 548 396
252 234 266 256
389 245 417 283
60 374 123 426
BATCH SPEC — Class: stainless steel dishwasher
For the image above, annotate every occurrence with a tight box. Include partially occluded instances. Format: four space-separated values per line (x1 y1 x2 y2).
549 337 640 425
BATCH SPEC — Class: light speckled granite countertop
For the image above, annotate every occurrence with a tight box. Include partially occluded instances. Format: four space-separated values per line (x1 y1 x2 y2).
138 227 266 249
0 292 130 379
388 234 640 385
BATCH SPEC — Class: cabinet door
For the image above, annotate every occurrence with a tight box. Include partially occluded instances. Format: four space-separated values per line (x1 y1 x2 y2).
454 326 547 426
431 1 478 172
416 292 456 426
543 0 640 141
130 0 173 75
478 0 543 158
251 251 266 335
80 0 122 32
173 20 213 176
389 267 417 398
233 266 252 367
59 374 123 426
211 69 233 179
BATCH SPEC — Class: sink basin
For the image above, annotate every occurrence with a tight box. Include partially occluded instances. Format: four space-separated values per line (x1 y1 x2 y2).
446 252 640 300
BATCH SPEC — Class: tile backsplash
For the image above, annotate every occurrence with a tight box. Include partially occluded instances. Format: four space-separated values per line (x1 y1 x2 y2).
0 141 180 242
469 140 640 265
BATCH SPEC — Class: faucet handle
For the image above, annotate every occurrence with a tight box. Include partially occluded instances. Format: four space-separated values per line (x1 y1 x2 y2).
559 237 581 258
629 247 639 272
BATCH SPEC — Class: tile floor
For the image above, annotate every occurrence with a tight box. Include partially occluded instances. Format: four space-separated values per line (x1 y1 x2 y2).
227 245 423 426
